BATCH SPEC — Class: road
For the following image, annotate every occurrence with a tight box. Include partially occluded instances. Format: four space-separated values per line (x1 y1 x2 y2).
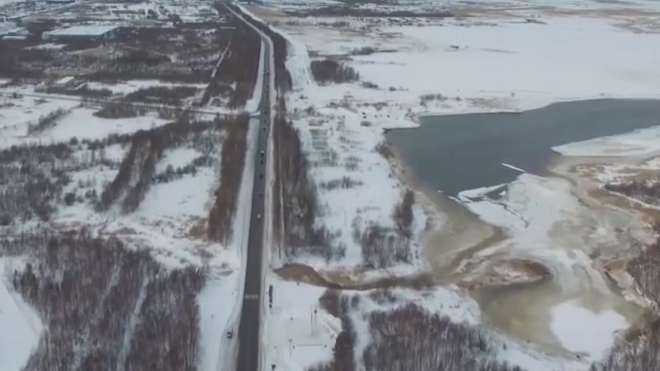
226 4 272 371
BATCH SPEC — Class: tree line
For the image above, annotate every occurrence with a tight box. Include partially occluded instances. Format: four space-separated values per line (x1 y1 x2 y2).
208 113 249 243
100 118 223 213
310 290 522 371
3 231 207 371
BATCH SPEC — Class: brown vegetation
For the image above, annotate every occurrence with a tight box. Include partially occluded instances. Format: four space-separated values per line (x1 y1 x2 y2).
208 7 261 108
393 189 415 237
26 108 71 135
604 180 660 207
2 231 206 371
100 118 222 213
310 293 522 371
589 222 660 370
230 5 345 260
311 59 359 84
208 113 249 243
2 13 260 110
229 3 292 92
628 223 660 304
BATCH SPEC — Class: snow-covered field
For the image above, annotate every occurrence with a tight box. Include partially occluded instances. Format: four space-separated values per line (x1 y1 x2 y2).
0 258 43 371
251 0 660 370
0 76 261 371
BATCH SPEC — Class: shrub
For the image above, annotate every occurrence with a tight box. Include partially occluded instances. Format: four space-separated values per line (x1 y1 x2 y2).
64 192 76 206
393 189 415 237
311 59 359 84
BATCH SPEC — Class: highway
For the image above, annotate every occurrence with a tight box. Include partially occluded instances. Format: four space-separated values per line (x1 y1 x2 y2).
226 4 272 371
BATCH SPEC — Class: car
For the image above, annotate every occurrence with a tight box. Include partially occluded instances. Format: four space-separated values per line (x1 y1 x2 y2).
226 331 233 339
257 214 262 220
260 150 265 157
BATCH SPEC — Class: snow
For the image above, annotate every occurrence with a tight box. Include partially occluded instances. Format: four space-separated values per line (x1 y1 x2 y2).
54 76 75 86
86 80 207 96
502 163 527 173
156 147 201 172
553 124 660 157
267 5 660 276
459 173 640 363
244 39 265 114
458 183 507 201
265 275 341 371
239 1 660 368
138 167 215 220
280 15 660 120
198 271 241 371
0 97 171 149
44 24 117 37
0 258 44 371
549 300 627 360
47 109 167 140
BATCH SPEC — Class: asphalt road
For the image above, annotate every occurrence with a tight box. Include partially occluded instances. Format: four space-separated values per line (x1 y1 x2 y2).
231 5 272 371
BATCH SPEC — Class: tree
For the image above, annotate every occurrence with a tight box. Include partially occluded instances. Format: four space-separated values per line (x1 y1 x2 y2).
64 192 76 206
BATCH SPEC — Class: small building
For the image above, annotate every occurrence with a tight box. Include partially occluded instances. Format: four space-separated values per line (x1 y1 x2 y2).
53 76 75 89
43 25 118 42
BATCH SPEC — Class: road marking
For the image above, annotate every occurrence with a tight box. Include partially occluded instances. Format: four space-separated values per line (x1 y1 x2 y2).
244 294 259 300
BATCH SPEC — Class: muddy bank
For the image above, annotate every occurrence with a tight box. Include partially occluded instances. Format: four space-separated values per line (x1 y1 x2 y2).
385 142 508 280
274 263 434 291
387 134 651 360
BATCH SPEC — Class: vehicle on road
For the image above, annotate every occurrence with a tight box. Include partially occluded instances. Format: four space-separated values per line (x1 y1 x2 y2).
257 214 262 220
227 331 233 339
260 150 265 157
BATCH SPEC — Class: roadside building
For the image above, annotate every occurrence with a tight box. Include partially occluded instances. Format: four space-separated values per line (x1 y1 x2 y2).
43 25 118 42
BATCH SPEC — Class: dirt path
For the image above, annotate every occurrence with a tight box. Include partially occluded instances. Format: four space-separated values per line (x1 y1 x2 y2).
274 263 434 291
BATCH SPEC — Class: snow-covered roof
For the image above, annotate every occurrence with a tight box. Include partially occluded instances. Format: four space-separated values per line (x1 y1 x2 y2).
44 25 117 37
54 76 75 86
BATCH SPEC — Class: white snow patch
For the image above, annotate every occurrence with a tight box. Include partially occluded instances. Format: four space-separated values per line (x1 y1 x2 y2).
553 124 660 157
265 275 336 371
550 299 627 360
0 258 43 371
86 80 206 96
156 147 201 172
138 167 215 220
458 183 507 202
502 163 526 173
198 272 240 371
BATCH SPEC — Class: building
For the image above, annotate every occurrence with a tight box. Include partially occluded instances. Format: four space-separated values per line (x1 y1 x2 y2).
43 25 118 42
52 76 75 89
